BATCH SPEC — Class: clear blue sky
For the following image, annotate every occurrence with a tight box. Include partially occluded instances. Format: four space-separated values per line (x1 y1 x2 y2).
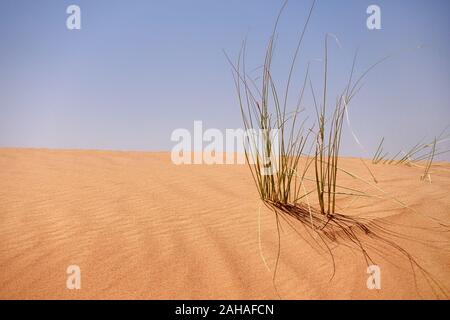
0 0 449 159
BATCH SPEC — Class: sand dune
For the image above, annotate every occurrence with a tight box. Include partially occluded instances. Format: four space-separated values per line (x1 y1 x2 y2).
0 148 449 299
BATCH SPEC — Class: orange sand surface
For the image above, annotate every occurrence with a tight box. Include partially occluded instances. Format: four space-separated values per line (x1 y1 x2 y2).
0 148 449 299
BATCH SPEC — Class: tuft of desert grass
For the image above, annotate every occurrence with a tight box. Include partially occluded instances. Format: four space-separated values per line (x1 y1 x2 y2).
225 0 315 207
227 0 449 298
372 127 450 167
372 128 450 182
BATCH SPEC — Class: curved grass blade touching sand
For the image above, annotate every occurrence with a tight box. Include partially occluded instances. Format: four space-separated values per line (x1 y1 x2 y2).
227 0 449 298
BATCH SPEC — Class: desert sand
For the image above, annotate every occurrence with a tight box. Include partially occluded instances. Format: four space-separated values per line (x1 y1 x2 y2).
0 148 449 299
